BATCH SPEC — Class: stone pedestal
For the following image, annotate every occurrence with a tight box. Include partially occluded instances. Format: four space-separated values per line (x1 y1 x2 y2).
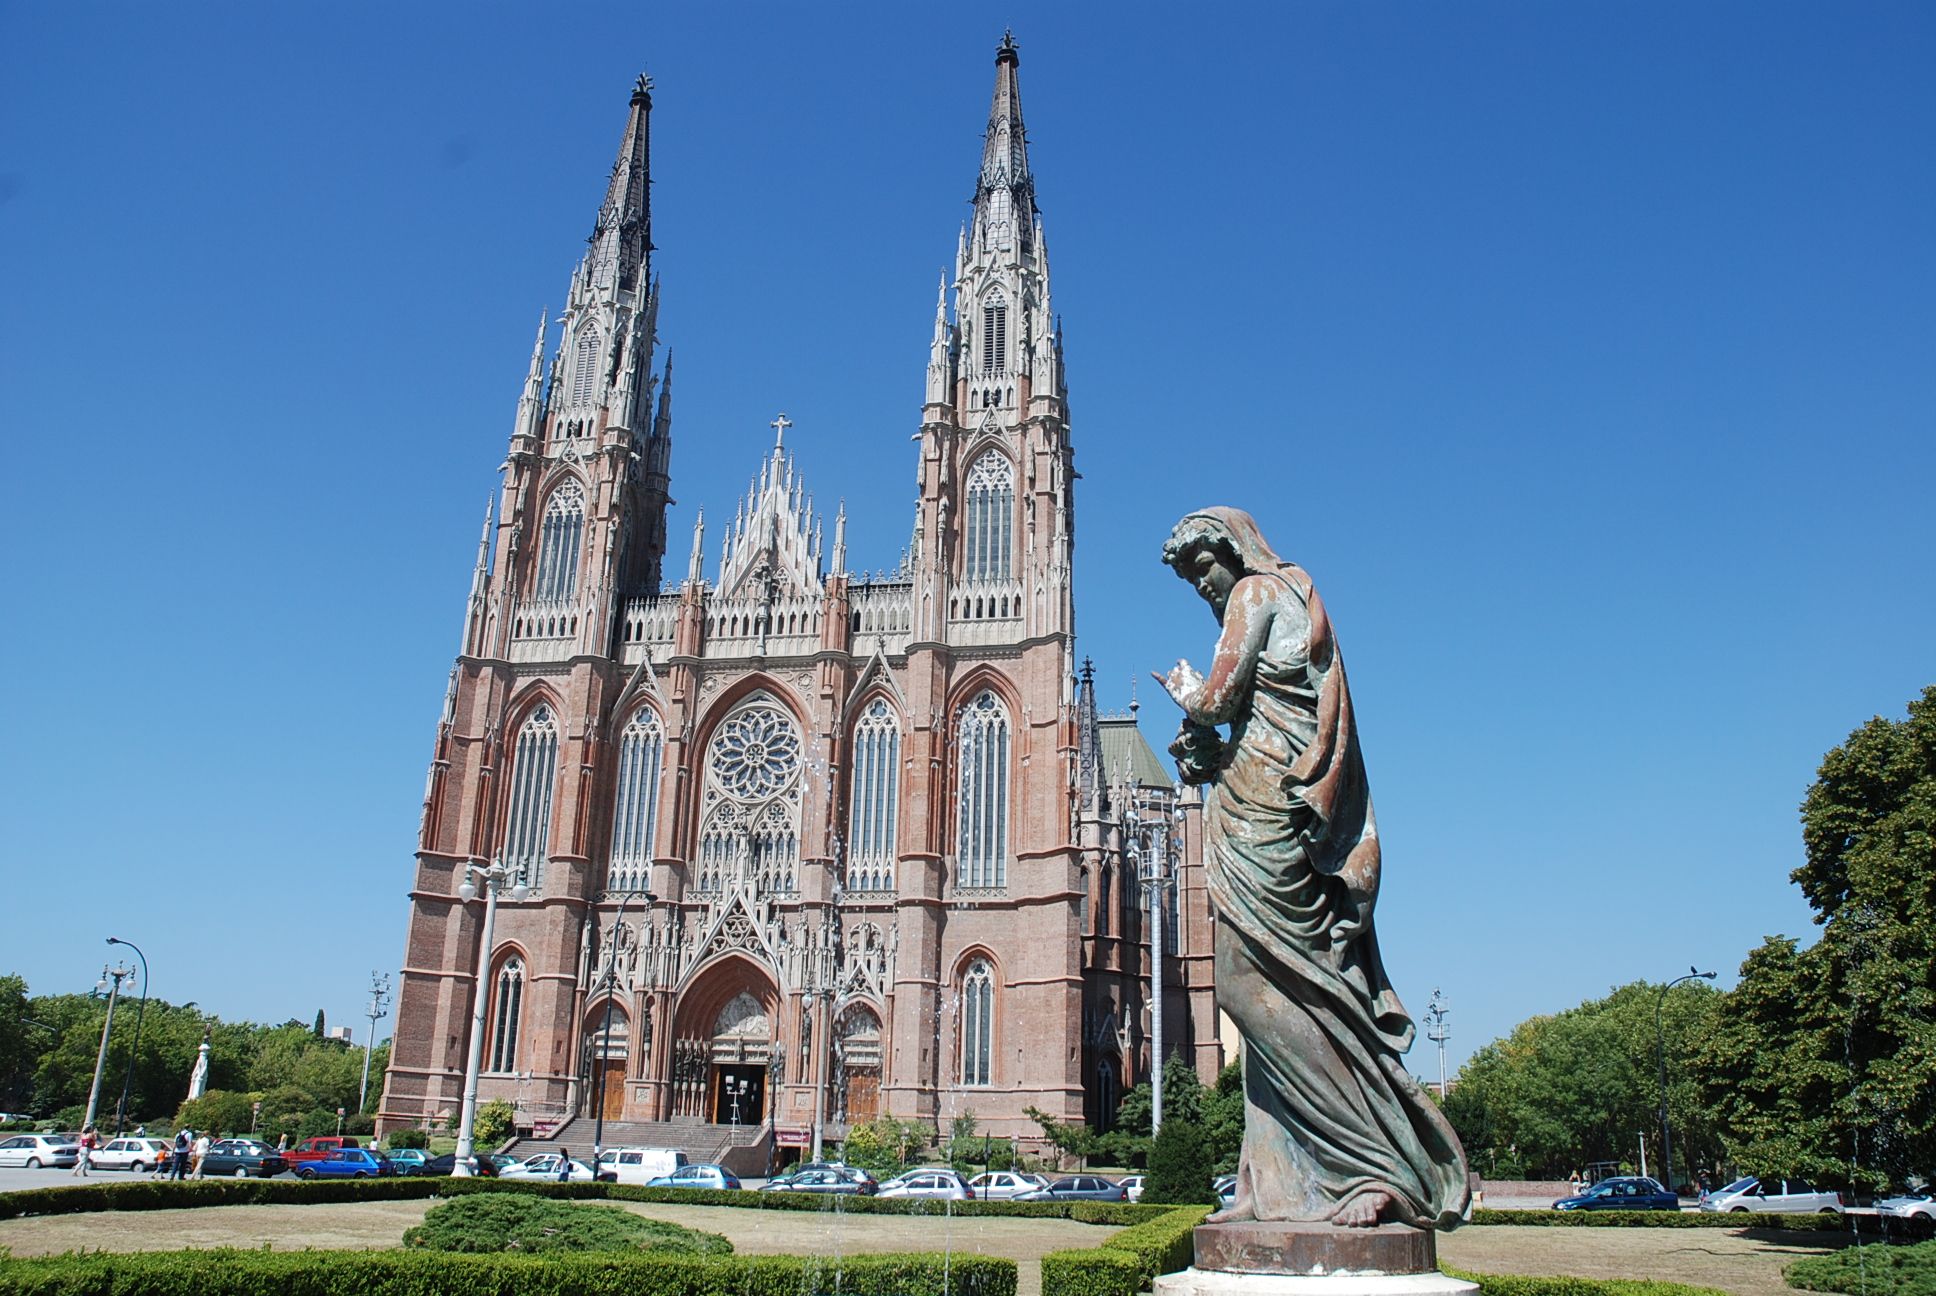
1153 1223 1477 1296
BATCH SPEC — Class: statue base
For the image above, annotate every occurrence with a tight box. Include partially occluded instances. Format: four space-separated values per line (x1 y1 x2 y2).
1153 1224 1476 1296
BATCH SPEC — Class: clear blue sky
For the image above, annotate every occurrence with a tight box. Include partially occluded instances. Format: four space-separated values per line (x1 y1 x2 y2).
3 3 1930 1075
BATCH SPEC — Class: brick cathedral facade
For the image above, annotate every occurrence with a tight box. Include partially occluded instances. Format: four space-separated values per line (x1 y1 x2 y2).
379 37 1221 1154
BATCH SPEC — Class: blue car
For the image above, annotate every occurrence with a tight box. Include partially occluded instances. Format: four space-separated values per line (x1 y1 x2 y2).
1553 1176 1679 1211
646 1162 742 1191
295 1148 395 1179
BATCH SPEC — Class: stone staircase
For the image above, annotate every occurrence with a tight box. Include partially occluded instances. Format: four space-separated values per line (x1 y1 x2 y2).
508 1115 773 1178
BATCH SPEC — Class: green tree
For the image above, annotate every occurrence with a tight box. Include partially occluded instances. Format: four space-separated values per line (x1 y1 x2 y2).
1143 1115 1216 1204
0 975 35 1112
1201 1061 1244 1175
175 1089 256 1137
1696 686 1936 1189
473 1099 515 1148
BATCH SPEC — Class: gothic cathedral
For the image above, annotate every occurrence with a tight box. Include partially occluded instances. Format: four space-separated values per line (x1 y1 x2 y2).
380 36 1221 1158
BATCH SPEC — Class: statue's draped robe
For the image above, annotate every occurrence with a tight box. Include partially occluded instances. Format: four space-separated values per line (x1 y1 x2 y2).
1183 514 1467 1229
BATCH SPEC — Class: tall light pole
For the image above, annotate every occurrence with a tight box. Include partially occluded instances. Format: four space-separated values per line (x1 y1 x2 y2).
1656 966 1716 1198
1423 989 1450 1099
1126 795 1174 1134
83 961 134 1133
589 889 654 1157
358 970 392 1115
452 858 528 1176
105 938 148 1135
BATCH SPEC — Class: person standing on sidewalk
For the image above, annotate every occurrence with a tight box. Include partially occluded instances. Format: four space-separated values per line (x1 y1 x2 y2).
190 1130 211 1179
70 1125 97 1177
170 1129 191 1181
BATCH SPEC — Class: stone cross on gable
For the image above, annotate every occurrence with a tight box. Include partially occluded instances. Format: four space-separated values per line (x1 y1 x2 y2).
771 412 792 449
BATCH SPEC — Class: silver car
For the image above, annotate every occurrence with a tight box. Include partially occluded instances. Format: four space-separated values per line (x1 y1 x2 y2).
1874 1187 1935 1220
89 1137 172 1172
1699 1176 1843 1214
0 1134 80 1169
967 1170 1048 1200
877 1167 975 1200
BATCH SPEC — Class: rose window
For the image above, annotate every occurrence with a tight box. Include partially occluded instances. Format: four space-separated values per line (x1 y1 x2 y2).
710 705 802 800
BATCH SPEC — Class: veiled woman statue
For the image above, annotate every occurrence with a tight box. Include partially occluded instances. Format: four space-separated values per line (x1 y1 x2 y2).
1157 507 1467 1230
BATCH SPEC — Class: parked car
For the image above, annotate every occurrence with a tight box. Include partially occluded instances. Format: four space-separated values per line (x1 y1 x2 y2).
0 1134 79 1169
877 1167 975 1201
420 1152 517 1176
88 1137 172 1173
646 1163 742 1191
283 1135 363 1173
1874 1187 1936 1220
200 1139 289 1179
1015 1174 1127 1202
595 1146 689 1184
1699 1176 1843 1214
1213 1173 1237 1209
761 1166 877 1195
384 1148 432 1176
1118 1174 1147 1203
1553 1176 1679 1211
501 1153 596 1181
967 1171 1048 1200
294 1148 394 1179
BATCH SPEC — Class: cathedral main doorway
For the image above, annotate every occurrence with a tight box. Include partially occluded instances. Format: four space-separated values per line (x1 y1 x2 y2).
712 1063 765 1125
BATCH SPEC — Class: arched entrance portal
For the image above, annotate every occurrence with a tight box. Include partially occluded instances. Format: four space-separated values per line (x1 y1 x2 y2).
584 1001 629 1122
670 959 777 1124
832 1003 883 1126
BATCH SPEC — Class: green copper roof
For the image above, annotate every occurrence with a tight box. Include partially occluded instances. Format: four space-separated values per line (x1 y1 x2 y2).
1097 717 1172 789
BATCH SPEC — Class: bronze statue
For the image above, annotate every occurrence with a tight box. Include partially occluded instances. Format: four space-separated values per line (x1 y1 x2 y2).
1157 507 1467 1230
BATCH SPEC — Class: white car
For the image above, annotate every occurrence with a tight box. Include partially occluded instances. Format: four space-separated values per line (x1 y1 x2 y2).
1698 1176 1843 1214
967 1170 1048 1200
877 1167 974 1200
0 1134 80 1168
1119 1174 1147 1202
1875 1187 1935 1220
89 1137 172 1172
500 1153 595 1181
595 1146 688 1184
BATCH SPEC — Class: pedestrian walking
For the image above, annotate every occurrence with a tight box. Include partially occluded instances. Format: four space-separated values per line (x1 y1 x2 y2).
557 1147 572 1182
191 1131 211 1179
170 1129 191 1181
70 1125 97 1177
276 1132 288 1154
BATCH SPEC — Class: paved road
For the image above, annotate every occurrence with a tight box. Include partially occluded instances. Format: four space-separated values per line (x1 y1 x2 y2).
0 1165 303 1194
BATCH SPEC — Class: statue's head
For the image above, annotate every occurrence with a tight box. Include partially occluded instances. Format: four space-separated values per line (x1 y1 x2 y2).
1162 508 1283 616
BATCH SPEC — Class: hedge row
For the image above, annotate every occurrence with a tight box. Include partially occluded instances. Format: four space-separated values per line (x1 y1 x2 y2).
0 1175 1164 1225
1471 1207 1934 1238
1445 1268 1731 1296
0 1248 1016 1296
1040 1205 1209 1296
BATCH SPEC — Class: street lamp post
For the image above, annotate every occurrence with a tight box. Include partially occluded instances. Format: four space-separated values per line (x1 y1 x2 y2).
1126 796 1173 1134
1423 990 1450 1099
359 971 392 1116
106 937 148 1135
1656 966 1717 1198
452 858 528 1176
83 961 134 1134
589 889 655 1157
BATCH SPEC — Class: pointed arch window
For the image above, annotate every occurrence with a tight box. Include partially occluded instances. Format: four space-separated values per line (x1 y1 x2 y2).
534 480 586 603
608 708 665 895
695 694 804 897
963 453 1014 583
847 699 900 892
503 703 559 891
956 691 1010 889
981 293 1007 375
961 959 995 1086
571 326 602 404
488 955 526 1073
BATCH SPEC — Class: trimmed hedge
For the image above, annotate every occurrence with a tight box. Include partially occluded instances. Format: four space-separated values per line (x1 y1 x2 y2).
1445 1269 1731 1296
0 1176 1171 1225
1041 1205 1208 1296
0 1249 1016 1296
1471 1207 1934 1237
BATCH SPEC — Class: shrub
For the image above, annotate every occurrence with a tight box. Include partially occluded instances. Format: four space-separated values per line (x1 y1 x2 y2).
1039 1205 1206 1296
1787 1237 1936 1296
388 1127 430 1150
1142 1117 1215 1205
403 1192 731 1254
1446 1272 1730 1296
473 1098 514 1147
0 1249 1017 1296
1041 1247 1142 1296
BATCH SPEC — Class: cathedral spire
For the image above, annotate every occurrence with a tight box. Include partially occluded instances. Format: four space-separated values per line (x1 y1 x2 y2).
688 508 705 585
980 32 1030 194
589 73 654 294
